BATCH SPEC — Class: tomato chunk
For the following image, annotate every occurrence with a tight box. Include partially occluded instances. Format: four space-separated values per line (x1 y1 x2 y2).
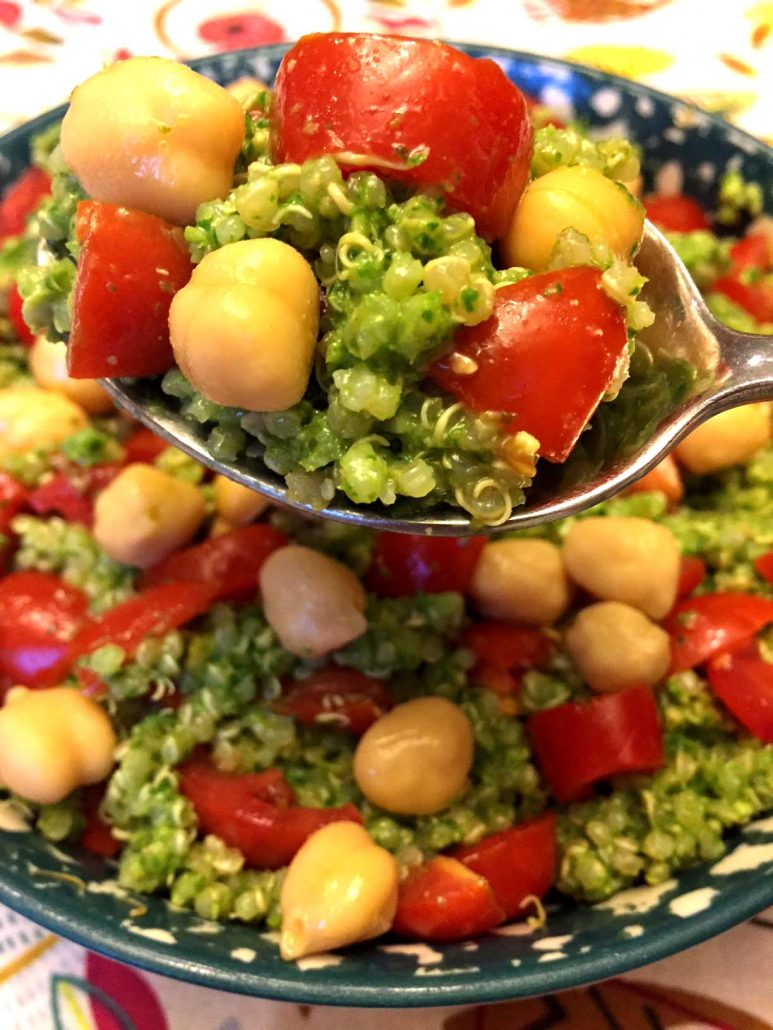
179 757 362 870
430 267 628 462
69 201 193 378
276 668 391 735
528 686 665 803
676 556 707 599
452 813 556 919
0 166 51 240
365 533 485 597
123 427 170 464
79 786 120 858
624 454 684 505
462 620 553 697
392 856 505 942
643 194 711 233
141 523 287 601
28 465 121 527
0 471 27 532
273 33 533 241
0 571 89 691
708 641 773 743
7 283 35 345
754 552 773 585
728 234 771 272
712 271 773 325
665 592 773 673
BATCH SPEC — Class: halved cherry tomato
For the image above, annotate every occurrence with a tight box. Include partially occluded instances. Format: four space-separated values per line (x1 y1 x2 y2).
528 686 665 803
0 571 89 691
624 454 684 505
430 267 628 462
664 592 773 673
392 856 505 942
754 552 773 584
123 427 169 465
178 757 362 869
0 166 51 240
708 640 773 743
452 813 556 919
7 283 35 345
68 201 193 378
676 556 706 599
79 785 120 858
276 668 391 735
365 533 485 597
28 465 121 527
643 194 711 233
273 33 533 241
140 523 287 601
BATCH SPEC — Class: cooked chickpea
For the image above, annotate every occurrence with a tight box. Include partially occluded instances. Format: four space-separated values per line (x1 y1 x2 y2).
354 697 474 816
280 821 398 960
259 545 366 658
469 538 572 626
0 386 87 459
565 601 671 693
226 76 270 108
563 517 680 620
29 337 112 414
93 463 206 569
213 474 270 527
675 403 771 475
0 687 116 805
169 238 320 411
502 165 644 272
61 57 244 225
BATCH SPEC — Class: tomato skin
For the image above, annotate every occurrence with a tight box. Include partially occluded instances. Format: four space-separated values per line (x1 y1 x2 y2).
276 668 391 735
528 686 665 803
0 571 89 691
123 427 169 464
429 267 628 462
392 856 506 942
462 620 552 697
69 201 193 378
452 813 556 918
273 33 533 241
365 533 485 597
79 786 120 858
27 465 121 527
0 471 27 532
0 166 51 239
7 283 35 345
729 234 771 272
624 454 683 505
754 552 773 584
643 193 711 233
708 641 773 743
141 523 287 601
178 758 363 870
664 592 773 673
712 271 773 325
676 556 706 599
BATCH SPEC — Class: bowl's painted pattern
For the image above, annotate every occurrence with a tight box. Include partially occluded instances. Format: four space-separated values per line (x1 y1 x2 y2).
0 43 771 1007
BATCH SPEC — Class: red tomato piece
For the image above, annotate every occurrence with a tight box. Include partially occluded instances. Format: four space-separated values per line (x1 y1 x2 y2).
7 283 35 345
452 813 556 918
0 471 27 532
272 33 533 241
178 758 362 869
676 556 707 599
276 668 391 735
79 786 120 858
0 166 51 240
429 267 628 462
708 640 773 743
664 592 773 673
28 465 121 527
729 234 771 272
624 454 684 505
392 856 505 942
0 571 89 690
528 686 665 803
122 427 170 465
68 201 193 378
643 193 711 233
754 552 773 584
462 621 553 670
140 523 287 601
365 533 486 597
712 271 773 325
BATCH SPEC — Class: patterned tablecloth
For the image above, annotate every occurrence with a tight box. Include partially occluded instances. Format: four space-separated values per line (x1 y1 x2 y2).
0 1 771 1027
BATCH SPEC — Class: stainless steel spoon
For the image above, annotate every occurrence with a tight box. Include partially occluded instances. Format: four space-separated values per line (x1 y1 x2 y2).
100 220 773 536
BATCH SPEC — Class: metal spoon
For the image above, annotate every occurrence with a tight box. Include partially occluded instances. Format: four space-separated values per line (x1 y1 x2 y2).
100 220 773 536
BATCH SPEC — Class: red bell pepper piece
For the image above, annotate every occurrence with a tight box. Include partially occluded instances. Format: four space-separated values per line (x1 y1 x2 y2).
68 201 193 378
528 686 665 803
392 856 506 942
7 283 35 345
643 193 711 233
0 166 51 239
754 552 773 584
28 465 121 527
365 533 486 597
140 523 287 601
676 556 707 599
276 668 391 735
664 592 773 673
452 813 556 918
708 640 773 744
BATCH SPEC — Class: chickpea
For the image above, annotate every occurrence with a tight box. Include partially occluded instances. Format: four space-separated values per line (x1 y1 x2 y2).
469 538 572 626
226 76 270 109
93 463 206 569
563 517 680 620
259 545 366 658
0 687 116 805
354 697 474 816
0 386 87 460
675 403 771 475
565 601 670 693
502 165 644 272
61 57 244 226
29 337 112 415
280 821 398 960
213 474 270 527
169 238 320 412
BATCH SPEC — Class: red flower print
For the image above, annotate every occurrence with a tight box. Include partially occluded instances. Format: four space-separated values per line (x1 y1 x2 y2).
198 11 287 51
86 952 169 1030
0 2 21 30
